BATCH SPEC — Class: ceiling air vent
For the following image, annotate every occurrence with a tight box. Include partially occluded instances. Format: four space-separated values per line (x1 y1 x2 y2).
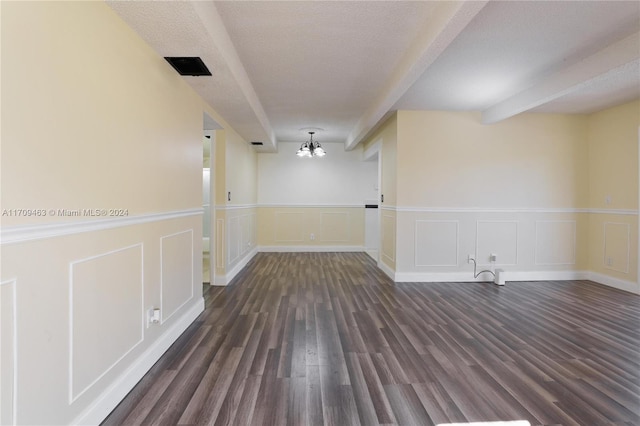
250 141 264 146
164 57 212 76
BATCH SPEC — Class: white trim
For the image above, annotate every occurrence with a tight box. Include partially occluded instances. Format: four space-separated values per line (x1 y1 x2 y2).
534 220 577 266
0 279 18 425
1 208 203 245
389 206 638 215
365 249 378 261
215 204 257 211
589 209 638 215
160 230 195 324
380 206 397 212
68 244 144 404
588 272 639 294
214 247 258 286
257 204 363 208
69 298 204 426
394 270 589 283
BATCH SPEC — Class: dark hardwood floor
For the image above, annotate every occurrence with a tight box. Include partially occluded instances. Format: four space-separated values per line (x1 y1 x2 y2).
103 252 640 426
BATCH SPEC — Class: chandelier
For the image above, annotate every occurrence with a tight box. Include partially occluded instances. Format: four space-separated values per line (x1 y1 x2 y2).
296 131 326 158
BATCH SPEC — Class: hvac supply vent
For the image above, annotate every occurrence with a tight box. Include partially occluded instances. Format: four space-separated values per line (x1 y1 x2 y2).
250 141 264 146
164 57 212 76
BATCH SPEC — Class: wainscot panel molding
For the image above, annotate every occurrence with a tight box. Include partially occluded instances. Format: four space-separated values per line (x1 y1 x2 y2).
160 230 194 324
603 222 631 274
0 279 17 425
69 298 204 426
1 208 203 245
475 220 519 266
69 244 144 404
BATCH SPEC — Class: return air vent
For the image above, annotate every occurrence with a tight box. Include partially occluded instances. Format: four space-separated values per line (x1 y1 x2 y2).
164 57 212 76
250 141 264 146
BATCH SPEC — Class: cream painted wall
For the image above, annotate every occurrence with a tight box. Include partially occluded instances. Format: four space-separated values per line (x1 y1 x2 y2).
1 2 203 226
257 142 377 205
587 100 639 288
587 100 639 210
257 207 364 249
225 129 258 206
0 2 238 423
397 111 589 208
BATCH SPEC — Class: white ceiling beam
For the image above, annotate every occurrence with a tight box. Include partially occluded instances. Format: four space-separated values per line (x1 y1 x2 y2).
482 31 640 124
345 0 489 150
191 1 277 150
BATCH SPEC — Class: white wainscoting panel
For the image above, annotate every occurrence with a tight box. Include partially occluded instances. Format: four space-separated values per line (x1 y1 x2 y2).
69 244 144 403
216 219 225 269
476 221 518 265
604 222 630 273
415 220 459 267
161 230 194 323
274 212 305 242
228 217 241 264
382 214 396 263
320 212 350 242
0 279 17 425
535 220 576 265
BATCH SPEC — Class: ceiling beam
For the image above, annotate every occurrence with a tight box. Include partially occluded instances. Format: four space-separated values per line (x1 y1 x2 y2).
482 31 640 124
345 0 489 150
191 1 277 150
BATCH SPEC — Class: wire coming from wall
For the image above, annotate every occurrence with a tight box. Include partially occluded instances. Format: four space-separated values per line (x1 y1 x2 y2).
469 258 495 279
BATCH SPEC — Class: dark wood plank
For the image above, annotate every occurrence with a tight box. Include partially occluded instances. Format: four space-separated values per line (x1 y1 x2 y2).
103 252 640 426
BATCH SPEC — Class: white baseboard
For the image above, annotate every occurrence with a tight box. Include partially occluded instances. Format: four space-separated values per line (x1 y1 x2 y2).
365 249 378 261
392 270 590 283
71 297 205 426
258 245 364 252
213 247 258 286
377 260 396 281
588 272 639 294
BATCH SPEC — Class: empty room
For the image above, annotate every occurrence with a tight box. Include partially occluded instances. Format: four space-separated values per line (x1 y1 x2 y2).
1 1 639 425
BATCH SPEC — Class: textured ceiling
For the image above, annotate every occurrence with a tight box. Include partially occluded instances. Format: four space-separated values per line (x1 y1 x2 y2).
108 1 640 152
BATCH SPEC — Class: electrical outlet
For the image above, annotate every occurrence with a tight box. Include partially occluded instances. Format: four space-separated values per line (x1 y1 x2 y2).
606 257 613 266
467 254 475 263
147 308 161 328
490 253 497 262
310 233 315 241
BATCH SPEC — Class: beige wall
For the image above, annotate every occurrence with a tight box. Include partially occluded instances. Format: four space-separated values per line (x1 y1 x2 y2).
397 111 589 208
257 207 364 249
587 100 639 288
0 2 245 423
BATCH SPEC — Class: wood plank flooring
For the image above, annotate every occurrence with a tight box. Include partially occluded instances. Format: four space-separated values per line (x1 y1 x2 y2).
103 252 640 426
